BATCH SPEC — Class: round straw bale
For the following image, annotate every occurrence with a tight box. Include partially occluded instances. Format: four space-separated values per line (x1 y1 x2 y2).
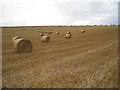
56 32 59 35
48 31 52 35
12 38 33 53
81 29 85 33
40 33 44 37
12 36 22 42
67 31 71 34
65 33 72 39
41 36 50 42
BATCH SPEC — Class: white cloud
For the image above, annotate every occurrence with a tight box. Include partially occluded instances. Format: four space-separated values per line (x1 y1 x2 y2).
53 2 118 25
0 0 118 26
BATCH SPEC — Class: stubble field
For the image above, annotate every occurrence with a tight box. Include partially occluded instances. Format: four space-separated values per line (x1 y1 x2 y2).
2 25 118 88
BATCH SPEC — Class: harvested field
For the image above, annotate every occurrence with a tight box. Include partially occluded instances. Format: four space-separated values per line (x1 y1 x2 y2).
2 25 118 88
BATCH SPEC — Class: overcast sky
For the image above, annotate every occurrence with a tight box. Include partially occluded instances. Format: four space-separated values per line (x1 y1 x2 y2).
0 0 119 26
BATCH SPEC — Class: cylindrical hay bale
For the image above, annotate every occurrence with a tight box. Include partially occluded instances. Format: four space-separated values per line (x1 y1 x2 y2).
12 37 22 42
65 33 72 39
41 36 50 42
40 33 44 37
67 31 71 34
48 31 52 34
81 30 85 33
56 32 59 35
12 38 33 53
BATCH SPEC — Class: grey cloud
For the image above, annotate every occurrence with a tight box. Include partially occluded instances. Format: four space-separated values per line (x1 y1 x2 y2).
0 0 118 26
118 1 120 24
54 2 118 24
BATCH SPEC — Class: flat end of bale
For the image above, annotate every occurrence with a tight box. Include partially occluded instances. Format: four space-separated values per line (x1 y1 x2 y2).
12 36 22 42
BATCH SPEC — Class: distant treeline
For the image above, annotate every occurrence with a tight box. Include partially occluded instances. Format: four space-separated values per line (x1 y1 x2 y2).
1 24 118 28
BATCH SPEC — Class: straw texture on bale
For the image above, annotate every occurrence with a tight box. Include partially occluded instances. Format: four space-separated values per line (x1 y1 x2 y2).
65 34 72 39
81 30 85 33
12 38 33 53
41 36 50 42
